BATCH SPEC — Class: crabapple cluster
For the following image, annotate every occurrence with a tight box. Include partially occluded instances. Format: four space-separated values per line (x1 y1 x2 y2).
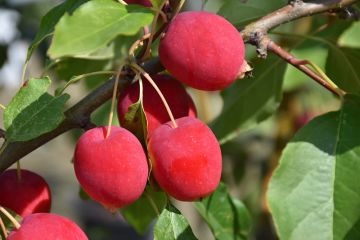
73 10 245 208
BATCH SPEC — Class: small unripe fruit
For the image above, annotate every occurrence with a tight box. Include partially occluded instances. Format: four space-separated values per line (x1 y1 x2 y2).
0 169 51 217
118 74 197 136
124 0 151 7
74 126 148 210
148 117 222 201
8 213 88 240
159 11 245 91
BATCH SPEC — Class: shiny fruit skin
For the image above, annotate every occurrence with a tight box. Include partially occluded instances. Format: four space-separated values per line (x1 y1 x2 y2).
124 0 151 7
159 11 245 91
0 169 51 217
117 74 197 136
148 117 222 201
74 126 148 210
8 213 88 240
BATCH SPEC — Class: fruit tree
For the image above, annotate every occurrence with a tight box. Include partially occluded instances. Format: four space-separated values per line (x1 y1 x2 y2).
0 0 360 239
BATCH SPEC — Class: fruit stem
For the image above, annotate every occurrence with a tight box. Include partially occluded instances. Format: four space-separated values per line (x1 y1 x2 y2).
21 61 28 86
128 33 151 58
131 64 178 128
0 104 5 110
141 1 168 61
0 207 20 230
56 71 117 96
0 216 8 238
16 161 22 182
118 0 128 5
106 64 124 138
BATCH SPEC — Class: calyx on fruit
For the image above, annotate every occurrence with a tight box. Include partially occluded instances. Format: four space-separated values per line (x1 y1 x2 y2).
74 126 148 211
7 213 88 240
159 11 245 91
0 169 51 217
118 74 197 136
148 116 222 201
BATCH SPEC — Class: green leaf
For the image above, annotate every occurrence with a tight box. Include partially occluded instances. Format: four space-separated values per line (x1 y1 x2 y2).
121 187 167 235
195 183 251 240
4 77 69 142
338 22 360 48
122 80 148 141
268 94 360 240
48 0 154 58
326 47 360 95
210 55 286 143
154 204 197 240
26 0 87 62
218 0 286 27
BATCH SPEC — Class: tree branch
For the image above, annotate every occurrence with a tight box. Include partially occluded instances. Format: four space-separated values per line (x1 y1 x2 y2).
0 58 163 172
241 0 359 57
0 0 358 172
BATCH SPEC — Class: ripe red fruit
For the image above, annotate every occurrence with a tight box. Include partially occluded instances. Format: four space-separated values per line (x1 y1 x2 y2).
148 117 222 201
159 11 245 91
7 213 88 240
0 169 51 217
124 0 151 7
117 74 197 136
74 126 148 211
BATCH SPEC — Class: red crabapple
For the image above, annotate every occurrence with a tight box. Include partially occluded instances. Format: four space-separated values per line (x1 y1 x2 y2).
148 116 222 201
124 0 151 7
74 126 148 211
159 11 245 91
7 213 88 240
0 169 51 217
117 74 197 136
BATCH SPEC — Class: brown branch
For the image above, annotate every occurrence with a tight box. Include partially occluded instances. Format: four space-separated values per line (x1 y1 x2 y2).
267 39 345 96
241 0 359 57
0 58 164 173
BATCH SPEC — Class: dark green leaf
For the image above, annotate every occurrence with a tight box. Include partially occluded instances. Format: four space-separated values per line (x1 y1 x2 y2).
210 55 286 143
122 80 148 141
268 94 360 240
326 47 360 95
48 0 153 58
4 77 69 142
121 187 167 235
154 204 197 240
195 183 251 240
218 0 286 27
79 186 90 201
26 0 87 62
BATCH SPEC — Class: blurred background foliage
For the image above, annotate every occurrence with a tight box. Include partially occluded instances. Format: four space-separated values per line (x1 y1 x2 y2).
0 0 359 239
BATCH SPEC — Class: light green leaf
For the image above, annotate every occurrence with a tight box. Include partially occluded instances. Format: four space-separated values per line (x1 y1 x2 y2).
218 0 286 27
268 94 360 240
4 77 69 142
154 204 197 240
121 187 167 235
27 0 87 62
195 183 251 240
210 55 286 143
338 21 360 48
48 0 153 58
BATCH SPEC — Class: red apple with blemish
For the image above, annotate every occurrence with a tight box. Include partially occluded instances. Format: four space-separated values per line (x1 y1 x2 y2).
74 126 148 211
0 169 51 217
148 116 222 201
